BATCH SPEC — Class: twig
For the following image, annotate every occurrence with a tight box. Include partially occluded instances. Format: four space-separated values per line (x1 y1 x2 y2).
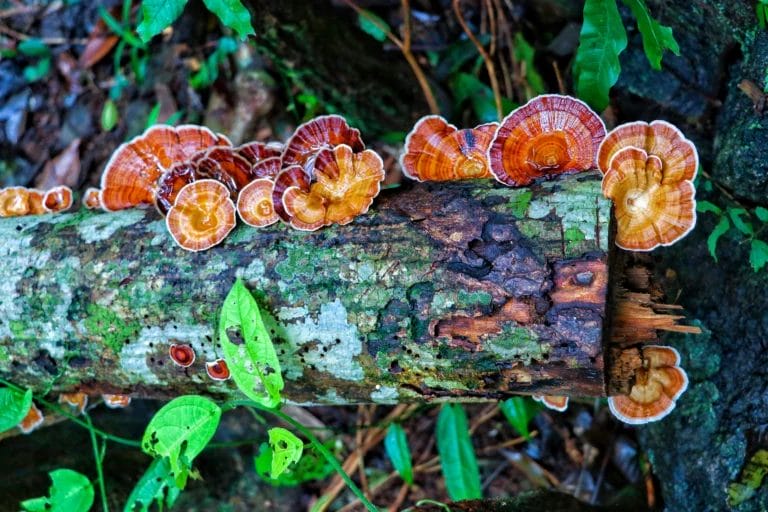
342 0 439 114
453 0 503 120
552 60 566 95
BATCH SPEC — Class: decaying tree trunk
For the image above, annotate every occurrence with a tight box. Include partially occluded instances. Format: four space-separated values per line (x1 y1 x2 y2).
0 173 688 403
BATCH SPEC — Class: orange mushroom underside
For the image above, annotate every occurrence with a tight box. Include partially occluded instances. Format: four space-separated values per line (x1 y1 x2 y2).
166 180 236 252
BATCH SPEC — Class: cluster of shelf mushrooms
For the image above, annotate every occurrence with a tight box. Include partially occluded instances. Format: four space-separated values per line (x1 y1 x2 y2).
3 93 697 428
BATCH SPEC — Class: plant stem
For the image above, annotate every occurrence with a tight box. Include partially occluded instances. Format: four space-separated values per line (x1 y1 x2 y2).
224 400 378 512
84 412 110 512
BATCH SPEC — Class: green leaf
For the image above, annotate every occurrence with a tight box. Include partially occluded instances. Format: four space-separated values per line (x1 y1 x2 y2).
124 457 181 512
755 206 768 223
17 38 50 57
509 189 533 218
136 0 189 43
145 102 162 129
219 278 284 408
0 387 32 433
573 0 628 111
202 0 255 40
728 207 754 235
727 449 768 507
514 33 545 96
621 0 680 70
141 395 221 487
267 427 304 479
101 100 119 132
500 397 540 440
436 404 481 501
384 423 414 485
450 73 515 123
696 200 722 215
707 215 730 262
21 469 94 512
750 239 768 272
23 57 50 83
357 10 389 42
255 440 336 486
434 35 491 80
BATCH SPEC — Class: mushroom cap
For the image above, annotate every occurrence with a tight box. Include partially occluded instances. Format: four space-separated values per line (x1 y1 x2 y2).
102 394 132 409
251 156 282 180
43 185 73 213
272 165 311 222
168 343 196 367
28 189 46 214
235 141 282 165
99 124 229 211
400 115 497 181
597 120 698 182
206 359 231 381
282 115 365 172
166 180 236 252
0 187 32 217
237 178 280 228
194 146 254 190
282 144 385 231
602 147 696 251
18 402 44 434
58 392 88 414
84 187 102 209
488 94 606 187
155 162 197 215
532 395 569 412
608 345 688 425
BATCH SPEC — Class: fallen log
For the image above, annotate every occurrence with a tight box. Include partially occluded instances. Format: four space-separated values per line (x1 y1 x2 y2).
0 173 687 403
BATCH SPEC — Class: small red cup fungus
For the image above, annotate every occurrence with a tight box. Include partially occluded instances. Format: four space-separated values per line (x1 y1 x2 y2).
205 359 231 381
84 187 102 209
102 394 132 409
58 392 88 415
169 343 196 367
43 185 73 213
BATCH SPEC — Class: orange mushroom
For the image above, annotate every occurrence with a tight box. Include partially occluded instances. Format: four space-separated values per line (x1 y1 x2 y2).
43 185 73 213
194 146 253 192
84 187 102 209
102 394 132 409
608 345 688 425
0 187 32 217
237 179 279 228
155 162 196 215
488 94 606 187
235 141 282 165
282 115 365 172
532 395 569 412
272 165 311 222
597 120 698 182
165 180 236 252
18 402 44 434
282 144 385 231
169 343 196 367
27 189 46 214
99 124 229 211
58 392 88 415
206 359 231 381
602 147 696 251
401 116 497 181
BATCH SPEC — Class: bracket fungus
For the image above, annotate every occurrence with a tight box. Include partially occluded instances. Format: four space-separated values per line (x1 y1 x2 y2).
282 144 385 231
488 94 606 187
42 185 73 213
400 116 497 181
0 187 36 217
608 345 688 425
18 402 44 434
58 392 88 415
84 187 102 209
533 395 569 412
235 141 282 165
281 115 365 172
205 359 231 381
99 124 229 211
272 165 311 222
168 343 196 368
597 120 698 183
102 394 132 409
602 147 696 251
238 178 279 227
165 180 236 252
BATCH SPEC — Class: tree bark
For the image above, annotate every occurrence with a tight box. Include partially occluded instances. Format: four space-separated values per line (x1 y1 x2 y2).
0 173 619 403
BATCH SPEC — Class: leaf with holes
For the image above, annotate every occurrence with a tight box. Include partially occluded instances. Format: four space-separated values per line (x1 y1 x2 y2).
20 469 94 512
436 404 481 501
267 427 304 479
219 278 284 408
136 0 189 43
255 440 336 486
573 0 628 111
141 395 221 488
0 387 32 433
621 0 680 70
124 457 180 512
384 423 414 485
